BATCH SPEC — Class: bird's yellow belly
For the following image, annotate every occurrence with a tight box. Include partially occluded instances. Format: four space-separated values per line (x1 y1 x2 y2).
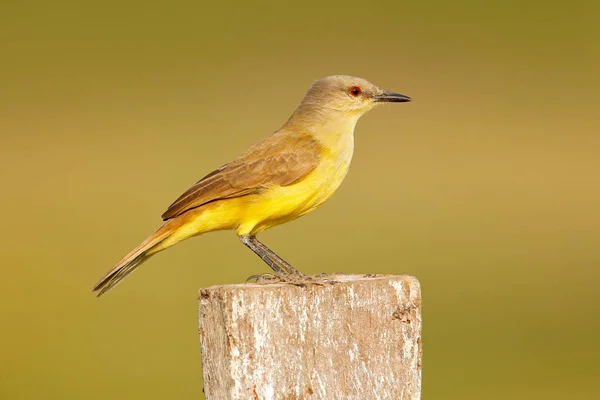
236 158 351 235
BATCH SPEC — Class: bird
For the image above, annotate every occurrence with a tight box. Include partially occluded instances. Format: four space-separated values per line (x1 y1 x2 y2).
93 75 411 296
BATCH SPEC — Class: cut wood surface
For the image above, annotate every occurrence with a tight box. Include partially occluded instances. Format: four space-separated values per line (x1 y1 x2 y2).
198 274 422 400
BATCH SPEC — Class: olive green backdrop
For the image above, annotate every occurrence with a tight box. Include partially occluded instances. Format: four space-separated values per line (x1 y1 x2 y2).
1 1 599 399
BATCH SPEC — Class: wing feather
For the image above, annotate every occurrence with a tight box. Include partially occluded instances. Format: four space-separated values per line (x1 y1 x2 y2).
161 132 321 220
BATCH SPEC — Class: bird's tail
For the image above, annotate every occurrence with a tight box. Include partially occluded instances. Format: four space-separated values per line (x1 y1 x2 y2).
93 223 175 297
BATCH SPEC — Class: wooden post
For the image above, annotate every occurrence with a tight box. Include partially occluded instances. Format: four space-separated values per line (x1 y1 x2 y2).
198 274 422 400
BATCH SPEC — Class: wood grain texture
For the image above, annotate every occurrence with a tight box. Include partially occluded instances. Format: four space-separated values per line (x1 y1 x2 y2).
198 275 422 400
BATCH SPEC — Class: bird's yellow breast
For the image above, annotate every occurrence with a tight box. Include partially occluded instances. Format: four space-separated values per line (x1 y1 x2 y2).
234 126 355 235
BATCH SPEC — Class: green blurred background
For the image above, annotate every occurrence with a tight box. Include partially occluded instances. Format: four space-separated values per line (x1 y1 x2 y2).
1 1 599 399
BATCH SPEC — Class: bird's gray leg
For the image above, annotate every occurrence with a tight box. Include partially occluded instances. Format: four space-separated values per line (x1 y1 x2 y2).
239 235 285 275
239 235 318 286
239 235 336 286
251 238 306 276
252 239 339 284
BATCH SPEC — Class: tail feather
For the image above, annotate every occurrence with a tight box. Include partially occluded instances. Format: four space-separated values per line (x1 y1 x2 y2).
94 253 151 296
93 224 173 297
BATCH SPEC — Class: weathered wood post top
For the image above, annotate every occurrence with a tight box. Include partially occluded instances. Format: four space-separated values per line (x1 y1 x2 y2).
198 274 422 400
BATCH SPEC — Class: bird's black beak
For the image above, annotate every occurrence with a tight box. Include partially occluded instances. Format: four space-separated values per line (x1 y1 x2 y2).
373 92 411 103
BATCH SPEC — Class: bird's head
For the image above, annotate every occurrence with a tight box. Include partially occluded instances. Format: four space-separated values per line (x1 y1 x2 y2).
299 75 411 118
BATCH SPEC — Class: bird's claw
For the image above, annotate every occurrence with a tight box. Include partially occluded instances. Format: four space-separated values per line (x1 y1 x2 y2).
246 272 339 287
245 273 280 284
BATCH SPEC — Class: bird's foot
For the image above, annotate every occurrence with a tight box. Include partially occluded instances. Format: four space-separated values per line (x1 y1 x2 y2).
245 272 308 286
245 273 281 284
311 272 341 285
245 272 339 287
279 272 340 286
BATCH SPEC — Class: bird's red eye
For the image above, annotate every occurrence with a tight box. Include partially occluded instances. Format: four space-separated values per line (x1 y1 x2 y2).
349 86 361 97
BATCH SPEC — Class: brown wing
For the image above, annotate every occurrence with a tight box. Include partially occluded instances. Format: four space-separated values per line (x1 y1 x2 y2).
161 131 321 220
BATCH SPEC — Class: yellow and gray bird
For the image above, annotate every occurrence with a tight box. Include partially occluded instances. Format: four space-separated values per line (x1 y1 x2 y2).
93 75 411 296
